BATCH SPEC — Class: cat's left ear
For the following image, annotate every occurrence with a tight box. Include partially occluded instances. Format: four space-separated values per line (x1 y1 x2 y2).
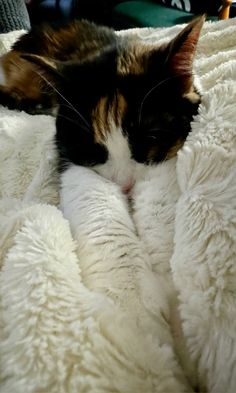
20 54 63 80
159 15 205 95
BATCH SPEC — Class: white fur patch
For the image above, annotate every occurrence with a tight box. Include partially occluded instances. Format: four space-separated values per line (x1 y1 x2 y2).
94 121 146 191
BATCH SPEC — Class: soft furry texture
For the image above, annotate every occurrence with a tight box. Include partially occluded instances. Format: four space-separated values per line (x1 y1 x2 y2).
0 19 236 393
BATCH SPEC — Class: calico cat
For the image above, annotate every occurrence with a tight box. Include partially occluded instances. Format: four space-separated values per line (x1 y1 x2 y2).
0 19 205 391
0 17 204 192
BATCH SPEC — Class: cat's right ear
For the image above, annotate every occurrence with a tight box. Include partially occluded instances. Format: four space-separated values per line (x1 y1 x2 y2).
148 15 205 96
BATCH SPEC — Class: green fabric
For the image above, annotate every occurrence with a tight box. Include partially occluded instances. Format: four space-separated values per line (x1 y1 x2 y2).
113 1 193 28
113 1 217 28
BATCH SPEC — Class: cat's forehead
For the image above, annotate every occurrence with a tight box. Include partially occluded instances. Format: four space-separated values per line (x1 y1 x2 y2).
92 94 127 143
117 41 156 76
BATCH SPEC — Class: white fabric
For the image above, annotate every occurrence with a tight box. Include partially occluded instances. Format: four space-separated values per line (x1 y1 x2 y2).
0 19 236 393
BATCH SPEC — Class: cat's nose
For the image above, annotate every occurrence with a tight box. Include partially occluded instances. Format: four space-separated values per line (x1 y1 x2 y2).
122 181 134 195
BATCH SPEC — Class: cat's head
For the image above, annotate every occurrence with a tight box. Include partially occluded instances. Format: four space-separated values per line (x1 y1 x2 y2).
23 17 204 192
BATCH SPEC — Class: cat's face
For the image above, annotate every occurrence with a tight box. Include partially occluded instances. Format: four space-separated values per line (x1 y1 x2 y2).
24 17 204 192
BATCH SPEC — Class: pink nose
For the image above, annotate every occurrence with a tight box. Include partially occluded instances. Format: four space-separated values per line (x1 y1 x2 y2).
122 181 134 195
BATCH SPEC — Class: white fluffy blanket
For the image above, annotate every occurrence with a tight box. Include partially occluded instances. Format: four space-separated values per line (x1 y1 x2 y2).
0 19 236 393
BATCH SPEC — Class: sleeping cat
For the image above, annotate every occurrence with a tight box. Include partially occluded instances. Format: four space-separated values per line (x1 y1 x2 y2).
0 18 205 392
0 16 204 192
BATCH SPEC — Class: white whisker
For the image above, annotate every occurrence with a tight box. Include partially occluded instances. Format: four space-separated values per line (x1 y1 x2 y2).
35 70 92 130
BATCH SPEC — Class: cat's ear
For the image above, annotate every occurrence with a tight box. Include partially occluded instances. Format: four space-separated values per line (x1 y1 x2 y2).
20 54 63 80
21 46 116 84
156 15 205 95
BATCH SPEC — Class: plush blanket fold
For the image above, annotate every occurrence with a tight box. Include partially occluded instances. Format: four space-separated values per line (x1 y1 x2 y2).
0 19 236 393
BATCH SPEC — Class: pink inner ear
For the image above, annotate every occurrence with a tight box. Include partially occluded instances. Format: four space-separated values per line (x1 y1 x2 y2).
168 16 205 92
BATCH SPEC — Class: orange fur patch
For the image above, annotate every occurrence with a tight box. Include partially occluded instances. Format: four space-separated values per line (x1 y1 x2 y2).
92 93 127 143
0 50 53 103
